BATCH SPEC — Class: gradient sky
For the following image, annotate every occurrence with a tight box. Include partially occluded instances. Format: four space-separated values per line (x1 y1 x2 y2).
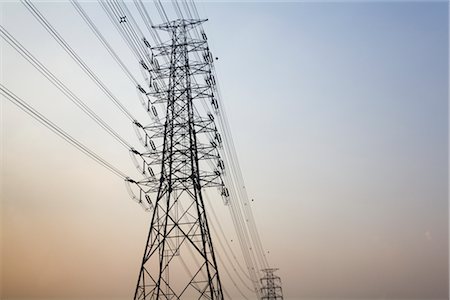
1 1 448 300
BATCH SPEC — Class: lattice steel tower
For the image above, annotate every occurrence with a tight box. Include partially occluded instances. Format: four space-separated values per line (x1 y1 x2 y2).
129 18 225 300
260 269 283 300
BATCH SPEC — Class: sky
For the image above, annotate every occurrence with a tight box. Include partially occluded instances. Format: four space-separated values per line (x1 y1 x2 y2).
1 1 449 300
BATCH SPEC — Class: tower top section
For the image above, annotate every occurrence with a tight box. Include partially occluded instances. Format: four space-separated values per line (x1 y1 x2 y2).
153 18 207 31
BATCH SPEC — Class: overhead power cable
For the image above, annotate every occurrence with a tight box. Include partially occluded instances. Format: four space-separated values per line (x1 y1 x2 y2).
132 0 159 46
204 192 254 287
188 0 270 269
99 0 167 94
21 0 136 122
70 0 141 87
155 0 170 24
1 84 128 179
0 25 133 150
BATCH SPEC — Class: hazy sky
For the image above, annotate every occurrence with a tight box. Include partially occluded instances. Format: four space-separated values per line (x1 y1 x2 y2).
1 1 448 300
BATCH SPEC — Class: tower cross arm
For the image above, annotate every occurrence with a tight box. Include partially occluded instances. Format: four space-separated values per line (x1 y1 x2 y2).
152 18 208 31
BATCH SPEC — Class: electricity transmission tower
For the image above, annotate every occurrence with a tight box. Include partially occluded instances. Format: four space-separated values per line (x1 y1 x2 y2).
129 18 225 300
260 269 283 300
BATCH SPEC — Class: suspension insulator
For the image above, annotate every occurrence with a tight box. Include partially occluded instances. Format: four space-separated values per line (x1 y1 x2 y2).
141 161 146 175
215 133 222 144
218 159 225 170
149 140 156 151
148 166 155 177
140 60 149 70
221 187 229 197
137 85 146 94
211 98 219 110
209 52 214 63
144 194 153 207
151 106 158 117
125 177 136 184
143 37 151 48
147 76 152 88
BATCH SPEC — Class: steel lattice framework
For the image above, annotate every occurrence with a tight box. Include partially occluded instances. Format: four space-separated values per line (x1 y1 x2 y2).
129 18 225 300
260 269 283 300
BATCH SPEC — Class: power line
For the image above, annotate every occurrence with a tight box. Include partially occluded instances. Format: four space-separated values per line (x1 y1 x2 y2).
205 192 255 288
99 0 168 96
1 84 128 180
21 0 137 122
70 0 141 88
0 24 133 150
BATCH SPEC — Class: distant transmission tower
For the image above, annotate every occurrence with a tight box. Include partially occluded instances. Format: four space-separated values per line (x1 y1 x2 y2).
260 269 283 300
128 18 225 299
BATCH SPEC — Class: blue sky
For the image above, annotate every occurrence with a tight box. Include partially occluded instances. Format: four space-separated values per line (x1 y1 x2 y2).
203 2 448 298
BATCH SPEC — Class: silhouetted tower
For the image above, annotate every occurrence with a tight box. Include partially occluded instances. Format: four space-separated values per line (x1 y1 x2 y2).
129 18 225 300
260 268 283 300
